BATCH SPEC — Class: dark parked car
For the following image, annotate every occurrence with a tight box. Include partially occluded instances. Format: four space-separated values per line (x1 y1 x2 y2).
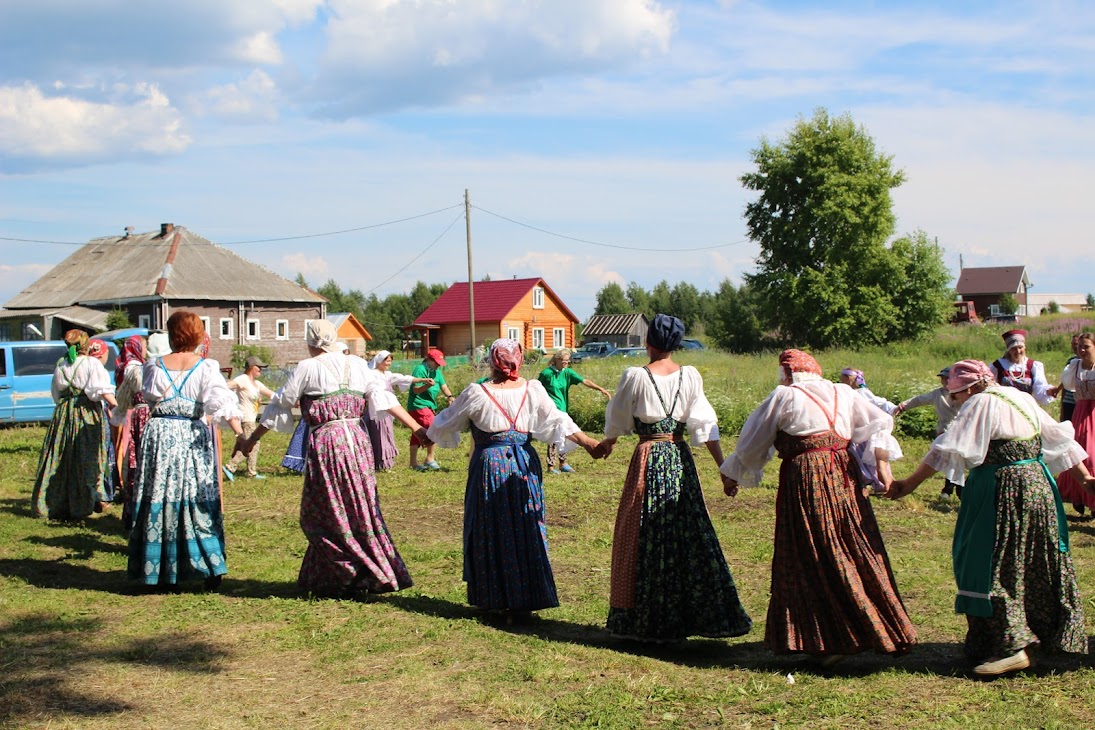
571 342 618 363
614 347 648 358
680 339 706 350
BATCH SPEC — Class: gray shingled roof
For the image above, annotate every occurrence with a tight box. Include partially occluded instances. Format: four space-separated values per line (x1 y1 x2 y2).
582 313 648 337
955 266 1030 296
5 225 326 308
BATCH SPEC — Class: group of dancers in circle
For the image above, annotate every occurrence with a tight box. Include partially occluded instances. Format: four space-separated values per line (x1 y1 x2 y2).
28 311 1095 678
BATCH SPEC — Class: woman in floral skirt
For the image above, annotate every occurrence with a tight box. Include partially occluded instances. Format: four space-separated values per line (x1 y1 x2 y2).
598 314 752 643
721 349 913 665
241 320 429 598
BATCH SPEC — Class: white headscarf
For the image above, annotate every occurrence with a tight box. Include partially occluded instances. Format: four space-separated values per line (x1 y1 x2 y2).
146 332 171 358
370 350 392 370
306 320 340 353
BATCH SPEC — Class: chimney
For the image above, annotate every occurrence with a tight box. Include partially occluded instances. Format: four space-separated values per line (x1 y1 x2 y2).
160 223 174 238
124 226 134 238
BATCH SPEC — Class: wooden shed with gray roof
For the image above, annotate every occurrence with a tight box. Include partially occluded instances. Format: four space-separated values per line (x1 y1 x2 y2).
581 313 649 348
0 223 327 366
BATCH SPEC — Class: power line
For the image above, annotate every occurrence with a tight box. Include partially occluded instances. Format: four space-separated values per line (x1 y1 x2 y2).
0 203 464 246
363 210 465 297
471 204 750 252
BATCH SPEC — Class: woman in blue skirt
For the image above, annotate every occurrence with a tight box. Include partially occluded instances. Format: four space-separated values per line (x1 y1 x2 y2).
428 338 601 616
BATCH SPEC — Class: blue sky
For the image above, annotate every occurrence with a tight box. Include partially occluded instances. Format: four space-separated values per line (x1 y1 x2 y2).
2 0 1092 320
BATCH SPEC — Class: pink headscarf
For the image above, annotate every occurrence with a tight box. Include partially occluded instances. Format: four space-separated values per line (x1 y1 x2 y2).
115 335 145 384
946 359 995 393
841 368 866 388
489 338 523 381
86 339 109 360
195 333 211 359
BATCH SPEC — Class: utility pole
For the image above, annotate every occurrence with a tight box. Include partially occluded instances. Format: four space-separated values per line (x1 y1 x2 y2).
465 189 476 361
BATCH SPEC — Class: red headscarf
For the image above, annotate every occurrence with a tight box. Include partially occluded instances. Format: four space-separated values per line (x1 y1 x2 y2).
489 338 523 381
946 359 995 393
779 349 822 377
86 339 109 360
195 333 211 359
115 335 145 384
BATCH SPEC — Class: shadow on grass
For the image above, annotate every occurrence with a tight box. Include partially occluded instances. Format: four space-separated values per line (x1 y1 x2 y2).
0 612 232 726
0 496 35 518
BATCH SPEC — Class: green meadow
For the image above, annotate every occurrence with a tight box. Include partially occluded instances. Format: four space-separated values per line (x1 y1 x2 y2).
2 315 1094 729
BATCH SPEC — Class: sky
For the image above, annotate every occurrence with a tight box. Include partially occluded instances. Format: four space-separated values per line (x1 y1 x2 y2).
1 0 1093 322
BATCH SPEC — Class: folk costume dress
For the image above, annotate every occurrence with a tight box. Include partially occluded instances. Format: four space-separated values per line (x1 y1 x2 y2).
923 385 1087 660
604 366 752 642
991 355 1054 406
1055 360 1095 511
363 370 416 471
261 351 412 596
722 376 915 657
111 357 151 530
428 379 578 612
281 417 308 473
32 355 116 520
128 357 241 586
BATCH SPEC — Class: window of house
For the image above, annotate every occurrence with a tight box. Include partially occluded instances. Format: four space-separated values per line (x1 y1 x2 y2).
137 314 151 329
552 328 566 348
507 325 520 341
199 316 210 336
0 323 9 341
532 287 545 309
246 319 260 340
532 327 544 350
989 304 1001 317
219 318 234 340
276 320 289 340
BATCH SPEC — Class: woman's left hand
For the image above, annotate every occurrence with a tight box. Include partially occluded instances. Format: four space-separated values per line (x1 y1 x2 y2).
721 474 739 498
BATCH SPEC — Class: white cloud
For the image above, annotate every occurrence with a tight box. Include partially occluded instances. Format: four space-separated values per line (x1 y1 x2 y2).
281 252 329 279
0 82 189 169
499 251 625 314
0 263 54 297
196 70 280 122
236 31 283 66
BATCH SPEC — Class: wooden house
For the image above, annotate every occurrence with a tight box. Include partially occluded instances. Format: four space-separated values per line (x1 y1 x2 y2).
327 312 372 356
408 278 579 355
0 224 327 365
581 313 649 348
955 266 1032 317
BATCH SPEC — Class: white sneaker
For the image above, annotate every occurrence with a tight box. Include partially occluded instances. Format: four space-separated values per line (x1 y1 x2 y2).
973 649 1030 677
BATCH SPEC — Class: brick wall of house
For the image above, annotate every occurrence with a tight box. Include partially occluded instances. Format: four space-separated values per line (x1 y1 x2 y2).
164 300 322 368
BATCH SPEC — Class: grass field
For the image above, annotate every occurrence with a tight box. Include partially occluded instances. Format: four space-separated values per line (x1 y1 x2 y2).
3 316 1095 729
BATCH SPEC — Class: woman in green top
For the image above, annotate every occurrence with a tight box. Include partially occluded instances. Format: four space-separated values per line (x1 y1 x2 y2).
537 349 611 474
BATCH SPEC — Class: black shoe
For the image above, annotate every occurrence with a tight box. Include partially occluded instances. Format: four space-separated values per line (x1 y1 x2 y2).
204 574 223 592
1073 502 1086 516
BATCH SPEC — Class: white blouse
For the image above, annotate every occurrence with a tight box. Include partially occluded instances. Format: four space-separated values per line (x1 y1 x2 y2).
260 352 399 433
995 356 1054 405
1060 359 1095 399
142 358 242 428
51 356 115 403
109 361 144 426
856 386 898 416
924 385 1086 486
603 366 719 445
427 380 580 450
721 379 899 487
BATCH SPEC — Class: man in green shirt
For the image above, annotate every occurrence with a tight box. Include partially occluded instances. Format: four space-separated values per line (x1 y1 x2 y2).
407 348 453 471
537 348 611 474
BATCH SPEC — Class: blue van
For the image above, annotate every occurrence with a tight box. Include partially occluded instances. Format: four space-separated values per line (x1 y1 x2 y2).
0 340 122 424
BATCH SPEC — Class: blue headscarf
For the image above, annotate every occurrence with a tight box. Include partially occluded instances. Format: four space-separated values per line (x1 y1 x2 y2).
647 314 685 352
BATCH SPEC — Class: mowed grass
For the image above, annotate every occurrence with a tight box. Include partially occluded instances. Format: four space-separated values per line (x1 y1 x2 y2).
4 317 1095 729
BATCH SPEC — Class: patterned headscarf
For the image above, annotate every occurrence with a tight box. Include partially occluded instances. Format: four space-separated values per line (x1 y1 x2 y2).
63 329 89 364
115 335 145 383
779 349 823 383
306 319 339 353
946 359 996 393
840 368 866 388
86 339 109 361
194 333 211 359
370 350 392 370
489 338 523 381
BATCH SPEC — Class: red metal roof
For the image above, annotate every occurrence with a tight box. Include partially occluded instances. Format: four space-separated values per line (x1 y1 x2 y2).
413 278 579 325
956 266 1030 296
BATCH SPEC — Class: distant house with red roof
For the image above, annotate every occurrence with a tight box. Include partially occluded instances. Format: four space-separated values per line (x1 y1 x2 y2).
408 278 579 355
955 266 1032 317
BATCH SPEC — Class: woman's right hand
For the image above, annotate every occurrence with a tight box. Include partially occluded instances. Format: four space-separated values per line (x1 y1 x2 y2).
721 474 739 498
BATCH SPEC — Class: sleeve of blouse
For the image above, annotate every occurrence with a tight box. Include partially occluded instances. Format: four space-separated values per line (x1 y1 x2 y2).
603 368 641 440
922 394 997 485
110 364 141 425
682 367 720 445
51 366 62 403
1031 361 1054 405
1060 361 1077 391
900 390 935 411
847 386 896 449
1038 405 1086 476
201 362 244 427
363 368 399 420
860 388 898 415
83 359 116 401
526 381 580 448
260 361 309 433
388 372 416 393
720 388 783 487
426 387 473 448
